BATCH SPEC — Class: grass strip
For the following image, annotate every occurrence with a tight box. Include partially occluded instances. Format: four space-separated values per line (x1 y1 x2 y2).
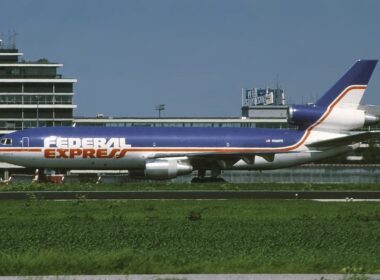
1 182 380 191
0 199 379 274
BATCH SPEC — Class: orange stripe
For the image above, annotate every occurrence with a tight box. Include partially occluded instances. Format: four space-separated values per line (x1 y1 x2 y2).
293 85 367 151
0 148 42 152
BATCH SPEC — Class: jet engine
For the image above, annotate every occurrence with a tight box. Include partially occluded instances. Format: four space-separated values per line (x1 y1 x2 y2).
130 159 193 180
287 105 326 128
288 104 380 130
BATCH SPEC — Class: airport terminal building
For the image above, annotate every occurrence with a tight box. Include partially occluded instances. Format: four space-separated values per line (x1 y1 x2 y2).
0 43 76 135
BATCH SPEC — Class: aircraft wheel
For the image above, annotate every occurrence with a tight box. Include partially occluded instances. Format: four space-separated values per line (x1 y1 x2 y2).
191 177 227 183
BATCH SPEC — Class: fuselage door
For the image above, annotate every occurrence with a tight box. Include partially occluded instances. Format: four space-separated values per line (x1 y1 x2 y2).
22 137 29 147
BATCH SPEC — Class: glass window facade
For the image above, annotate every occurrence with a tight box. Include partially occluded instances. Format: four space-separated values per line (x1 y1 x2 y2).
0 95 22 104
54 109 73 118
0 83 22 93
0 95 72 105
54 95 72 104
0 109 22 118
24 83 54 93
0 121 22 130
55 83 73 93
0 67 58 78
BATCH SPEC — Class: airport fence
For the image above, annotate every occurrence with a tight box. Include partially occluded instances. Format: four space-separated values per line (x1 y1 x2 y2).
8 165 380 184
174 165 380 184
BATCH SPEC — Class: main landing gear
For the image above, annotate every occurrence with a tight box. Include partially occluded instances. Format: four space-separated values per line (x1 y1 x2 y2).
33 169 65 184
191 169 227 183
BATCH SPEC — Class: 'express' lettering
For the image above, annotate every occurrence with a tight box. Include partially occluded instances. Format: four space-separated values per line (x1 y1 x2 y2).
43 148 129 159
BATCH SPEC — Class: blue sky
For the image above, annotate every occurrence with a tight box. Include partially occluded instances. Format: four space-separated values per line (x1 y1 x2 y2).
1 0 380 117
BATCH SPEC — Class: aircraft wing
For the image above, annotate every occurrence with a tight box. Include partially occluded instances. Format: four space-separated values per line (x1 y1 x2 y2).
148 150 302 164
307 131 380 148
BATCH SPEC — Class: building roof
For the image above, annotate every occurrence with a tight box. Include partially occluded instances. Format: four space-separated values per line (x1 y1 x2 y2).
0 79 77 83
0 63 63 67
0 52 23 56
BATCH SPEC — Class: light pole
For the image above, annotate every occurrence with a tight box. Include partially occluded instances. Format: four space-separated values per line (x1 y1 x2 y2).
155 104 165 118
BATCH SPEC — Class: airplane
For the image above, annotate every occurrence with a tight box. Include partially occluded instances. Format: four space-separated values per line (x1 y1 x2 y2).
0 59 378 181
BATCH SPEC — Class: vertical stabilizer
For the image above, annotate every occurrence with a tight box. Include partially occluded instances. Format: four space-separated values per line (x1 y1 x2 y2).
315 60 377 109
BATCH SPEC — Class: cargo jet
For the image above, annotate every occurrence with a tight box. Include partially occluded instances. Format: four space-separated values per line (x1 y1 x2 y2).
0 60 378 181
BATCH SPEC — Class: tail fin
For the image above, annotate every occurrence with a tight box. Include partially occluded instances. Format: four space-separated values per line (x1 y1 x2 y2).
315 60 378 109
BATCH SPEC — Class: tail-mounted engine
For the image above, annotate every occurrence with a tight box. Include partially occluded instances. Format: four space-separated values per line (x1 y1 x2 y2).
288 104 379 130
287 105 326 128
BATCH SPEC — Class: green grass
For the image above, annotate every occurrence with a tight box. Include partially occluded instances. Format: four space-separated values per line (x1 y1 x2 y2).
0 199 379 274
1 182 380 191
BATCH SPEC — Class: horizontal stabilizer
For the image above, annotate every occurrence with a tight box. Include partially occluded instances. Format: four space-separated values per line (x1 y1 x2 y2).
307 131 380 148
358 104 380 117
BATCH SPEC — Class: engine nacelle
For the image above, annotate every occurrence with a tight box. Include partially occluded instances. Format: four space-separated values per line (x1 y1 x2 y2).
288 104 378 131
287 104 326 128
144 159 193 180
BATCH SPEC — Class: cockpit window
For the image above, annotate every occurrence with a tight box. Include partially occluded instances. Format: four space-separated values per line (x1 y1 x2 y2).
0 138 12 145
